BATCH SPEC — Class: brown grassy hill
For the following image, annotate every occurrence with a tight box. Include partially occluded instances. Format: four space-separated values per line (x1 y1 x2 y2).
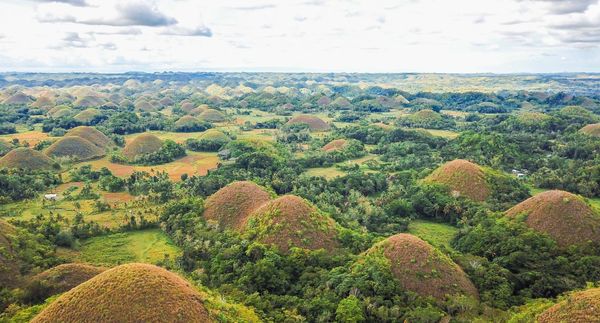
175 116 203 128
506 190 600 247
0 219 22 288
123 133 163 161
537 288 600 323
580 123 600 137
32 263 212 323
134 99 156 112
31 96 55 109
246 195 340 254
203 181 272 231
198 109 227 122
424 159 490 201
286 115 331 131
48 105 71 118
2 92 33 105
45 136 105 161
66 126 113 148
322 139 348 152
28 263 106 297
159 97 175 107
73 108 101 123
369 233 478 301
73 95 104 108
0 148 55 171
180 102 196 113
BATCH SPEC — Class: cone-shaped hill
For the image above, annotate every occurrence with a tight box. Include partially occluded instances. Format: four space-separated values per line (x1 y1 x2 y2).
32 263 212 323
286 115 330 131
122 133 163 161
506 190 600 247
45 136 105 161
28 263 106 298
537 288 600 323
322 139 348 152
66 126 113 148
198 109 227 122
363 233 478 302
0 147 55 171
580 123 600 137
203 181 272 231
424 159 490 201
245 195 340 254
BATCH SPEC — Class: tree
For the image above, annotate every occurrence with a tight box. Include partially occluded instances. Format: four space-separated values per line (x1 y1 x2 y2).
335 295 365 323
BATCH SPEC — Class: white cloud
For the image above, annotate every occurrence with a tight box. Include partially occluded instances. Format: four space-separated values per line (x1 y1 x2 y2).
0 0 599 72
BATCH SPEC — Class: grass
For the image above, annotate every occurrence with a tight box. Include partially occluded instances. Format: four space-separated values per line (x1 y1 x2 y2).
73 229 181 266
305 166 345 179
414 128 460 139
408 219 458 252
80 151 219 181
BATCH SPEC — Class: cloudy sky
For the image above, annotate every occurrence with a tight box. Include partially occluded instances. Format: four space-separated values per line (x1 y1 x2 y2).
0 0 599 73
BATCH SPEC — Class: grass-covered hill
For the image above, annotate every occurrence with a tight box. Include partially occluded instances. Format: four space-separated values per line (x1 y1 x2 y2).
27 263 106 300
245 195 340 254
506 190 600 247
0 147 55 171
363 233 478 302
537 288 600 323
286 115 330 131
203 181 272 231
122 133 163 161
580 123 600 137
198 109 227 122
424 159 491 201
45 136 105 161
32 263 213 323
65 126 113 148
322 139 348 152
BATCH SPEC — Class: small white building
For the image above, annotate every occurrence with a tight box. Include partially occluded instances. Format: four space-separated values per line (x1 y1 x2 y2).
44 193 58 201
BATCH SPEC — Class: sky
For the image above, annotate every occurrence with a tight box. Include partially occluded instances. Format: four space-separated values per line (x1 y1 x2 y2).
0 0 600 73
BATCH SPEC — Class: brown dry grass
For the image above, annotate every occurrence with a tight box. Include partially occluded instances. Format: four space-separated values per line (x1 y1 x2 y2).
424 159 490 201
0 147 55 171
198 109 227 122
45 136 105 161
122 133 163 161
246 195 340 254
537 288 600 323
29 263 106 297
0 131 52 146
203 181 271 231
84 152 218 181
322 139 347 152
506 190 600 247
287 115 331 131
32 263 212 323
66 126 113 148
374 233 478 301
73 108 101 123
580 123 600 137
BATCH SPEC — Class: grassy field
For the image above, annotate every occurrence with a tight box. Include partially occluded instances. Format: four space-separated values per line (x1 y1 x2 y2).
80 151 219 181
72 229 181 266
0 130 57 146
304 166 346 179
408 219 458 251
416 128 460 139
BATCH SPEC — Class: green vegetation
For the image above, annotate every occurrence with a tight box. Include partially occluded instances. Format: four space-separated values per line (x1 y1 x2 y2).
74 229 181 265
